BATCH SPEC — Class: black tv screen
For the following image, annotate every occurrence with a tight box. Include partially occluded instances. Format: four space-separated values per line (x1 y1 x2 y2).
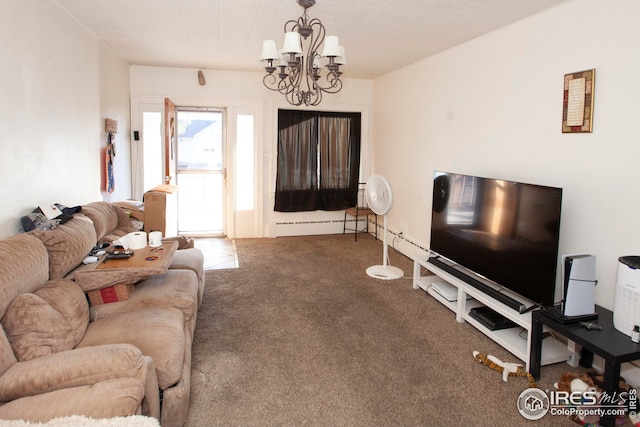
429 171 562 308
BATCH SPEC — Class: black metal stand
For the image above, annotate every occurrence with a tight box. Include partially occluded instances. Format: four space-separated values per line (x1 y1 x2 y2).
530 305 640 427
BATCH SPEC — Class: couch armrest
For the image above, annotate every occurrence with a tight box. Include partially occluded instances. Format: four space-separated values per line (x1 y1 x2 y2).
0 343 152 402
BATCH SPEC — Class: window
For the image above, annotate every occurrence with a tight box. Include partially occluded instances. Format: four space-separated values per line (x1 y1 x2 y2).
274 109 361 212
236 114 254 211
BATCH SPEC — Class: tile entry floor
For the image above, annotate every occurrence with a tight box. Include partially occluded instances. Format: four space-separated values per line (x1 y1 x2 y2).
193 238 239 270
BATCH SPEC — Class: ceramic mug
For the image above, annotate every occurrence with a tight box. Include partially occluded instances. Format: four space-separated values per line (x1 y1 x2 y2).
148 231 163 247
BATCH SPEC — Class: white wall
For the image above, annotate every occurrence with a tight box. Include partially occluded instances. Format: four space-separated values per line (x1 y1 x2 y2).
0 0 131 238
130 66 372 238
372 0 640 310
98 44 133 204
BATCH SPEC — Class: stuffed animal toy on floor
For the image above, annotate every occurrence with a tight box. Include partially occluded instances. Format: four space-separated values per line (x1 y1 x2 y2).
472 351 538 388
556 372 635 427
554 371 602 426
554 371 599 395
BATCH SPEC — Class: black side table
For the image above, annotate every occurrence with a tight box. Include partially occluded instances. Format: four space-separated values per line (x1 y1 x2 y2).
530 305 640 427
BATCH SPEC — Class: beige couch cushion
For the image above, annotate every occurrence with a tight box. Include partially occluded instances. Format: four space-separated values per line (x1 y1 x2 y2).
29 215 97 279
82 201 136 242
1 279 89 361
0 378 145 422
35 279 89 346
90 270 198 328
0 234 49 318
0 233 49 376
78 307 185 390
0 344 149 402
81 202 119 241
2 293 75 361
169 248 205 308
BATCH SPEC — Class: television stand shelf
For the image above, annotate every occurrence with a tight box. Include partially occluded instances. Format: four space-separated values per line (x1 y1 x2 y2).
413 256 574 371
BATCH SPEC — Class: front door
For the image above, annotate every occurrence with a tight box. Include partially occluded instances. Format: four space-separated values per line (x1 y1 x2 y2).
176 109 226 236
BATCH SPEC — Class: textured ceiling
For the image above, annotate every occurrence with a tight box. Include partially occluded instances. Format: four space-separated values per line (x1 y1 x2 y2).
56 0 568 79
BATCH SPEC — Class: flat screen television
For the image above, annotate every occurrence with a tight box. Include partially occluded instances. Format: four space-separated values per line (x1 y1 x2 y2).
429 171 563 312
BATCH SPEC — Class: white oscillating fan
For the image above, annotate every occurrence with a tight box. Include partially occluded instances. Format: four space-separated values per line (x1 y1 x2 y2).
364 175 404 280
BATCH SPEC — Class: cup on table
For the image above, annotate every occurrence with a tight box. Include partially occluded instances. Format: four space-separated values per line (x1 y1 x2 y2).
148 231 163 247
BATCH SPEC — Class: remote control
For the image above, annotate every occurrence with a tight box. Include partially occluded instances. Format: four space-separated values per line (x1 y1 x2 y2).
106 250 134 260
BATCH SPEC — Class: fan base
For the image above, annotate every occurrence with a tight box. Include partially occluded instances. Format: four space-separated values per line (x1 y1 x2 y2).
366 265 404 280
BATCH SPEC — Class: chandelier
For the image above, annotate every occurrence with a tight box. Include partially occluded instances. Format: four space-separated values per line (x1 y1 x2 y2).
260 0 345 106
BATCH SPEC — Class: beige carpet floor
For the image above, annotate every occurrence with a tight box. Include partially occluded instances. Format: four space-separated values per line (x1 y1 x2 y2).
185 234 589 427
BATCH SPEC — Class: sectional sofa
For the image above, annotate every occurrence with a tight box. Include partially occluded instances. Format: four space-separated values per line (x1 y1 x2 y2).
0 202 204 427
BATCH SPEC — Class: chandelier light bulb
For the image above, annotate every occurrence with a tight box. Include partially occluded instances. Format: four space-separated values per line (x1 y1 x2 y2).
261 40 279 61
282 32 303 55
321 36 340 57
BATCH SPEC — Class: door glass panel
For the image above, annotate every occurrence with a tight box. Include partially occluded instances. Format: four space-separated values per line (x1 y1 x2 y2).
176 110 224 234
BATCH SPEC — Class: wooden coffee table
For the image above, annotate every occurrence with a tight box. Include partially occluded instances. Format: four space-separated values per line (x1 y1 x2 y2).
74 241 178 292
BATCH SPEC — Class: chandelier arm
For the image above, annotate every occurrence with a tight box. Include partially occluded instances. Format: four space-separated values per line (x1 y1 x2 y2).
289 62 304 93
277 66 305 106
263 68 296 96
285 77 304 106
276 79 290 95
309 87 323 106
319 74 342 93
310 67 343 93
278 77 297 98
284 18 299 33
263 73 281 91
307 18 324 50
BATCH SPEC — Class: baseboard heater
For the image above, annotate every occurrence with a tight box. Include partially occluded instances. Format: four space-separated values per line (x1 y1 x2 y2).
272 219 347 237
427 257 528 313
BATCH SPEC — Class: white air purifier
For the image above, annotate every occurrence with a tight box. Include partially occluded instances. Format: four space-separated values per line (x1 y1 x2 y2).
613 256 640 337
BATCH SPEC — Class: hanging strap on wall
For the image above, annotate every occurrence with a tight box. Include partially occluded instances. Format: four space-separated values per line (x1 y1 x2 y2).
105 118 117 193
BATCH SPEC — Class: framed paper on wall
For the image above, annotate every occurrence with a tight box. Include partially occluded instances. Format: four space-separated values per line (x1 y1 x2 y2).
562 69 595 133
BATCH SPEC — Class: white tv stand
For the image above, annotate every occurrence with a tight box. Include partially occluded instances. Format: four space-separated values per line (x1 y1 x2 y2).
413 256 574 371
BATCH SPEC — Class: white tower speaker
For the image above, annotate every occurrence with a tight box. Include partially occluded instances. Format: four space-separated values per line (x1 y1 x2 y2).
613 256 640 337
562 254 597 317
